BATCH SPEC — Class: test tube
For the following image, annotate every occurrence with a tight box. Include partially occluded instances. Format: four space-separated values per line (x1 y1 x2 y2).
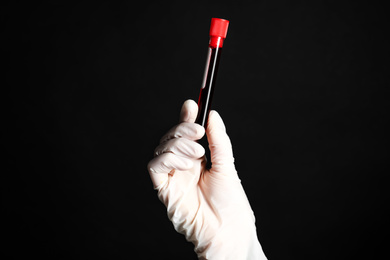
195 18 229 128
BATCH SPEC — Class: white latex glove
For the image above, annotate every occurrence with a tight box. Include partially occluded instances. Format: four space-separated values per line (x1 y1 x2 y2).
147 100 267 260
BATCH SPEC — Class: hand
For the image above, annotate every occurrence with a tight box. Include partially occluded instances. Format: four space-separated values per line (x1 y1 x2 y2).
147 100 267 259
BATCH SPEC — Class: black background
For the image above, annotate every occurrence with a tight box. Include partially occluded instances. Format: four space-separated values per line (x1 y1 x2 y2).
3 1 389 259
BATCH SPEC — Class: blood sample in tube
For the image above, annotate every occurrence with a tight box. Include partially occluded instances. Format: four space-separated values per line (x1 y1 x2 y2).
195 18 229 128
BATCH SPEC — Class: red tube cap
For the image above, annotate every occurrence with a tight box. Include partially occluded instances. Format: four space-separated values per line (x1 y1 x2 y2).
209 18 229 38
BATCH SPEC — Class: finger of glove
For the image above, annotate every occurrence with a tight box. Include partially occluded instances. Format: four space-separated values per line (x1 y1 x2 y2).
179 99 199 123
147 153 193 189
155 138 205 159
206 110 235 171
160 122 205 144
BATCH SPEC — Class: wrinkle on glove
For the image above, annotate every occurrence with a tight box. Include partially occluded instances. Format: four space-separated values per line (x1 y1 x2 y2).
148 100 267 260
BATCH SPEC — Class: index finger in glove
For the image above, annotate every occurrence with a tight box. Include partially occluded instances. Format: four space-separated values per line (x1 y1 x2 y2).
179 99 198 123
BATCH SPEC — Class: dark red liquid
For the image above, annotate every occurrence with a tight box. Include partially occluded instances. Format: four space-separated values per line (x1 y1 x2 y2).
195 46 223 128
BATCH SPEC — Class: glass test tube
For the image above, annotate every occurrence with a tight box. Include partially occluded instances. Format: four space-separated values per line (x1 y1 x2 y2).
195 18 229 128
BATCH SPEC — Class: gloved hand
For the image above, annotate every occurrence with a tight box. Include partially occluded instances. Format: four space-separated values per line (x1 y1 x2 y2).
147 100 267 260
